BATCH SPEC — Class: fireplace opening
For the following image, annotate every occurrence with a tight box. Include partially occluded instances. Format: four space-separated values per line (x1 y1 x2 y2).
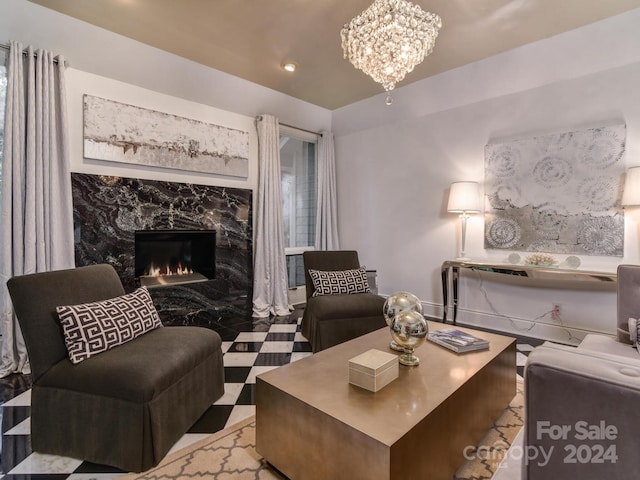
135 230 216 288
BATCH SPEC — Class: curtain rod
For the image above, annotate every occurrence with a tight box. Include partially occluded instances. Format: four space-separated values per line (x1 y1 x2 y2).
281 122 321 137
0 42 62 64
256 115 321 136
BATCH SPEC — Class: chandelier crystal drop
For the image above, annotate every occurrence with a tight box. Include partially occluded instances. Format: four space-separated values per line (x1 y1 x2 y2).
341 0 442 99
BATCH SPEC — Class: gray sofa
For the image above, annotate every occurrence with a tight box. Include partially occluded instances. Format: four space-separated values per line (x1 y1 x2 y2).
7 264 225 472
523 264 640 479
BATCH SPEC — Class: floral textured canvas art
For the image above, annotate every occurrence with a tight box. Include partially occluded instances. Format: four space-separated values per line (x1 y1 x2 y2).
484 124 626 256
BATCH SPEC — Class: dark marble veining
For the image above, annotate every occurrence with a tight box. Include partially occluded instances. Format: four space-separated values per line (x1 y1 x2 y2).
71 173 253 328
145 279 253 340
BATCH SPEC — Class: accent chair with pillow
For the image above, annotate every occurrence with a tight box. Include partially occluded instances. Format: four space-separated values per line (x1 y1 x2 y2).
302 250 386 352
523 264 640 479
7 264 225 472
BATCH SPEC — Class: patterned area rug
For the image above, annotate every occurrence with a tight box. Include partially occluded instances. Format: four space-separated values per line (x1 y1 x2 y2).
122 381 524 480
120 416 282 480
453 380 525 479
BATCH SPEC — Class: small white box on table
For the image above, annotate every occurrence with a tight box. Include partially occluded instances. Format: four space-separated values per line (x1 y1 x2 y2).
348 348 399 392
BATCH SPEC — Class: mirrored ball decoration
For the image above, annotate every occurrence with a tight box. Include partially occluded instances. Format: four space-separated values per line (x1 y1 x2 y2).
390 310 429 366
383 292 424 352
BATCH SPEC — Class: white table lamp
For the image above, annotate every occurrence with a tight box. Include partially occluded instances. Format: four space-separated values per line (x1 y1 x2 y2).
448 181 481 260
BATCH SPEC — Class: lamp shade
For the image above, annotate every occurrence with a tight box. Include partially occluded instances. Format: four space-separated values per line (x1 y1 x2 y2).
447 182 481 213
622 167 640 207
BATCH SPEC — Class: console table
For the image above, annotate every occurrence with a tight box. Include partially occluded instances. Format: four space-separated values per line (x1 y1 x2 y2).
441 260 617 324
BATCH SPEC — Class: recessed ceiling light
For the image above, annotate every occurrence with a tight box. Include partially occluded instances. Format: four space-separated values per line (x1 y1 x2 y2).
282 62 297 72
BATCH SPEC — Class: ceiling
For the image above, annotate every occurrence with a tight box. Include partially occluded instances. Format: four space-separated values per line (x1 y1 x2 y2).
28 0 640 110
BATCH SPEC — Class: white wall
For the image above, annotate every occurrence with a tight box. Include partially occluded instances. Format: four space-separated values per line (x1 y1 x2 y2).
332 9 640 343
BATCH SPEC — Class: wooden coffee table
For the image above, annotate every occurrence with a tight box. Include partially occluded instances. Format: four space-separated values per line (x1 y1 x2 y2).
256 322 516 480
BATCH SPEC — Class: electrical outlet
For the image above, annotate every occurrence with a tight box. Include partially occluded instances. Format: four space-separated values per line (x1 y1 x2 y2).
551 303 561 321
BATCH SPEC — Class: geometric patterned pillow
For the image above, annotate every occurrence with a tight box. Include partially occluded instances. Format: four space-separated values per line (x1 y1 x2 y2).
56 287 163 364
309 267 372 297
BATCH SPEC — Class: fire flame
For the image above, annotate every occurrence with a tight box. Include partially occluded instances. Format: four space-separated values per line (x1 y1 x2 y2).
145 262 194 277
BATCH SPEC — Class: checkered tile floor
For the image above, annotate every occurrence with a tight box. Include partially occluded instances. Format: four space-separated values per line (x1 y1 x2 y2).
0 314 539 478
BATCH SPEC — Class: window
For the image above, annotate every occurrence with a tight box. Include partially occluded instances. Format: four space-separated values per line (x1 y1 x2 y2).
280 126 317 288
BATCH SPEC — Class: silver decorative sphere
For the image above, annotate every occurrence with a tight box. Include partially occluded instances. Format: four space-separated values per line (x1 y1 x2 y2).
383 292 424 353
390 310 428 366
383 291 423 326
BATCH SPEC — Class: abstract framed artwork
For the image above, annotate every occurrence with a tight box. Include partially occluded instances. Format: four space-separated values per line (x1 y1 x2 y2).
83 95 249 178
484 124 626 256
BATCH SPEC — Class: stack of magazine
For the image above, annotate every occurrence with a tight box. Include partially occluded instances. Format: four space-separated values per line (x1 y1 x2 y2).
427 328 489 353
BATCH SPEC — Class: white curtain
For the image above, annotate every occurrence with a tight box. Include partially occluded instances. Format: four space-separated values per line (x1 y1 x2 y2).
315 132 340 250
252 114 292 317
0 42 75 377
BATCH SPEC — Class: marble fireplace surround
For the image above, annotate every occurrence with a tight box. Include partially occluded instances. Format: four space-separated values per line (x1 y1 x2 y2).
71 173 253 336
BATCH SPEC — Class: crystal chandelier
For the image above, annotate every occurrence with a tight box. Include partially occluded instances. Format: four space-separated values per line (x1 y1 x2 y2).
341 0 442 105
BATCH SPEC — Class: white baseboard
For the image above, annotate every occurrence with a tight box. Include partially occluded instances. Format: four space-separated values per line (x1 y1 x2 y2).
420 300 613 346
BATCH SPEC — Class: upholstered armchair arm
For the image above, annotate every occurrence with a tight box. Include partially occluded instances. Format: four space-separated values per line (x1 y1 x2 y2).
524 342 640 480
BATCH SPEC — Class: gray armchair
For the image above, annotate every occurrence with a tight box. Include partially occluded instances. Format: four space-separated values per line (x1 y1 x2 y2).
301 250 386 352
7 264 225 472
523 264 640 479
